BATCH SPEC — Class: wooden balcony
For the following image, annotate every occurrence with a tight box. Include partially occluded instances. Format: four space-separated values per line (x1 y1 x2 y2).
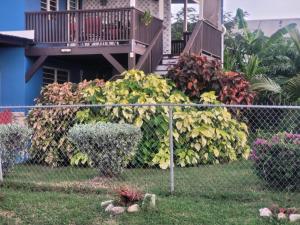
25 8 162 48
24 8 164 82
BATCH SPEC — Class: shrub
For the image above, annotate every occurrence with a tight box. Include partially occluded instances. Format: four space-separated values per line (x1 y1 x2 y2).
116 186 144 206
219 71 256 105
77 70 250 169
153 91 251 168
0 110 12 124
167 54 255 105
27 80 104 167
0 124 31 176
167 54 221 100
251 133 300 190
68 122 142 176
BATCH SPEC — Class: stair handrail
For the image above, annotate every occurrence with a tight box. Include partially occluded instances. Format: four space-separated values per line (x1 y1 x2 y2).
182 20 203 55
136 25 164 70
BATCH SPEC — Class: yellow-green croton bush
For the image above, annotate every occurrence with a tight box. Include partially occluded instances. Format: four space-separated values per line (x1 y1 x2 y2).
77 70 250 169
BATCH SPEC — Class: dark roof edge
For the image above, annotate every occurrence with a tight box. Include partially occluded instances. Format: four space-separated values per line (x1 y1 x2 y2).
0 33 34 46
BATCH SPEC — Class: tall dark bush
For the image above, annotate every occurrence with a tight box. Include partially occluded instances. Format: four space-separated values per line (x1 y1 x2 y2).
251 133 300 190
0 124 31 176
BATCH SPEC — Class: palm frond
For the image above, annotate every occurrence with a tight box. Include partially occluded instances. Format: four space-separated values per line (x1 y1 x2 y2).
288 28 300 54
251 75 282 94
284 74 300 100
263 23 297 51
243 55 260 80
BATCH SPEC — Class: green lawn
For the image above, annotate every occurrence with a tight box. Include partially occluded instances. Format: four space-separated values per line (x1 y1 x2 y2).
1 161 299 225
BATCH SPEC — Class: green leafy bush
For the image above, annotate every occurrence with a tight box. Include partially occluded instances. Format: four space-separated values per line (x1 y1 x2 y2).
27 80 104 167
68 122 142 176
0 124 31 176
77 70 250 169
251 133 300 190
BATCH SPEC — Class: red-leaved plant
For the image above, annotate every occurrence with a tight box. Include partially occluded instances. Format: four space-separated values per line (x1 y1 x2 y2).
219 71 256 105
0 109 12 124
167 54 221 99
116 186 144 206
167 54 256 105
269 204 299 216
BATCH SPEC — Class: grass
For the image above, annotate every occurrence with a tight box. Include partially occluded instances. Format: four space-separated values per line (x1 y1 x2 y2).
1 161 299 225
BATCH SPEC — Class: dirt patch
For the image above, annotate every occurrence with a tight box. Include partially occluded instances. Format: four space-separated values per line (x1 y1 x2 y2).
34 176 127 192
102 219 119 225
0 210 16 218
0 192 4 201
6 176 144 195
0 210 22 224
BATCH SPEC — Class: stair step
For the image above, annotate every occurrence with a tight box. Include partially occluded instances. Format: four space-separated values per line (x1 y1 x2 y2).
162 55 180 59
162 59 178 65
156 65 170 71
154 70 168 76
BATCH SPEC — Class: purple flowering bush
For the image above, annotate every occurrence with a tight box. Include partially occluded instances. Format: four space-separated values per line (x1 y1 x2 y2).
251 133 300 190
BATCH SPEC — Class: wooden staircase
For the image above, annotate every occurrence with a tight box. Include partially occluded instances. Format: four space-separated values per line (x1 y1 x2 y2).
154 55 179 76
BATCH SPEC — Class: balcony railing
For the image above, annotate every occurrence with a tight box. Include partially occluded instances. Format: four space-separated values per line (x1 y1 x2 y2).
171 32 192 56
25 8 163 47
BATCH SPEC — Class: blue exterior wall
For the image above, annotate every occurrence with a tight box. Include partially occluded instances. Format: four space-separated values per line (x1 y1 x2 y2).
0 47 26 106
25 58 43 106
0 0 25 31
0 0 92 106
0 0 69 31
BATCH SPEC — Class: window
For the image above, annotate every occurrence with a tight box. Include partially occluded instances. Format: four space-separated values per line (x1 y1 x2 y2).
41 0 59 11
67 0 79 10
43 67 70 86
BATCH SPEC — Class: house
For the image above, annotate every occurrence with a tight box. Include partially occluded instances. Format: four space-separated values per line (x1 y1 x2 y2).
0 0 223 106
247 18 300 36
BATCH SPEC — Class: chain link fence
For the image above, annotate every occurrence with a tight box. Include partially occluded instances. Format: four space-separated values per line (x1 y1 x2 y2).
0 103 299 221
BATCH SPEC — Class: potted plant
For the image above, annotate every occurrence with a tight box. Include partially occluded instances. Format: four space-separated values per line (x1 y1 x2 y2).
141 10 153 26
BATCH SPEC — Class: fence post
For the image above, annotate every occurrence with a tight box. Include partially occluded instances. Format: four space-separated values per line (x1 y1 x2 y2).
0 154 3 183
168 106 174 194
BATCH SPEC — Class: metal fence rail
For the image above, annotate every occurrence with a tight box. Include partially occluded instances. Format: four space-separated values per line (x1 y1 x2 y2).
0 103 299 197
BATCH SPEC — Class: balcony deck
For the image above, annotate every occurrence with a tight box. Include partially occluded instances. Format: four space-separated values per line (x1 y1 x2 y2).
26 8 162 49
25 7 164 81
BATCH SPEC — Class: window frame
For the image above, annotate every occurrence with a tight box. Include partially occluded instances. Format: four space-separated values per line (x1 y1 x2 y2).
67 0 80 11
42 66 70 86
41 0 59 12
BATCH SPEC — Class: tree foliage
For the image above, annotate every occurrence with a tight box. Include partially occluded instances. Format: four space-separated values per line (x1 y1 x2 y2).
224 8 300 104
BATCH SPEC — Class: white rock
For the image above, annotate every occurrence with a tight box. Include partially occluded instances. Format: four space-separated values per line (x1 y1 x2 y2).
110 207 125 215
142 193 156 208
127 204 140 213
277 212 287 220
289 214 300 222
101 200 114 208
259 208 272 217
105 203 114 212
